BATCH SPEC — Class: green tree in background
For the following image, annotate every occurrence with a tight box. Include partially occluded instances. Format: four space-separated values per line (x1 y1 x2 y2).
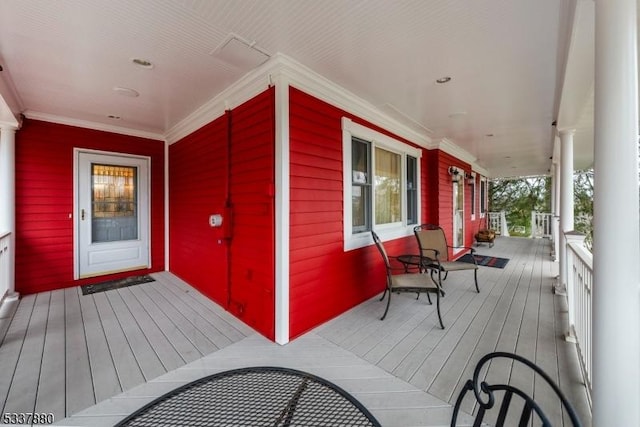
489 171 593 243
489 176 551 236
574 169 594 248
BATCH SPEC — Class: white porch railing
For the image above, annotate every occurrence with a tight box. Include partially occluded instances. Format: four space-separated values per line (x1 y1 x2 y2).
487 211 510 236
566 233 593 403
0 231 10 303
531 211 553 238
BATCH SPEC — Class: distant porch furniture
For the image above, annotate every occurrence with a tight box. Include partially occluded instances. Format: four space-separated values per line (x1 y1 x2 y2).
450 351 583 426
371 231 444 329
474 217 497 247
414 224 480 293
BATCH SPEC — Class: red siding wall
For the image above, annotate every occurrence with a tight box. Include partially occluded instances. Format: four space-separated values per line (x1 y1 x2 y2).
228 89 276 339
169 115 229 304
430 150 479 258
169 88 275 339
15 119 165 294
288 87 422 338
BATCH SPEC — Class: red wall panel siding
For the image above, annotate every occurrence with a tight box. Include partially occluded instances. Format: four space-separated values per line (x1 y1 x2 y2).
422 150 439 224
169 88 276 340
433 150 474 259
169 116 229 305
15 119 165 294
288 87 421 338
227 88 276 340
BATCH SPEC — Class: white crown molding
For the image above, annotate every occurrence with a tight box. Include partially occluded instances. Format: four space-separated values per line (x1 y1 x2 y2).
274 54 432 148
472 164 490 178
165 53 434 148
436 137 477 164
435 137 491 177
163 57 288 144
21 53 485 171
23 111 165 141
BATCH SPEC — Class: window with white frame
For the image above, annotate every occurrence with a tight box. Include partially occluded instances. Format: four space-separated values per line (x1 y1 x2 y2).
470 172 477 220
343 118 421 250
480 177 487 217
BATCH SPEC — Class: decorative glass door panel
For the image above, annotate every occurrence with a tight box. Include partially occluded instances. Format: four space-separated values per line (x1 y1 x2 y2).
91 164 138 243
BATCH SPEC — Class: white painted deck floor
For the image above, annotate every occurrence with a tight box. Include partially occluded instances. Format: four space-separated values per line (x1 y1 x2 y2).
0 237 591 427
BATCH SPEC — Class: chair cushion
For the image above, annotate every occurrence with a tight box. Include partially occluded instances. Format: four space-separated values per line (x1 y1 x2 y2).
433 260 478 271
390 274 438 290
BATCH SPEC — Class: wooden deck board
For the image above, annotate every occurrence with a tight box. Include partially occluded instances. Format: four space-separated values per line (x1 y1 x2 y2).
115 285 190 372
3 292 49 413
64 287 96 415
135 282 219 355
452 241 530 415
79 292 122 403
157 272 254 339
104 289 168 380
0 237 590 426
0 293 35 414
92 292 146 391
124 285 203 363
150 280 232 349
35 289 67 420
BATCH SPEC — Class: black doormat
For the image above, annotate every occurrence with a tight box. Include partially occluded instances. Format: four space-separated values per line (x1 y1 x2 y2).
81 275 155 295
457 254 510 269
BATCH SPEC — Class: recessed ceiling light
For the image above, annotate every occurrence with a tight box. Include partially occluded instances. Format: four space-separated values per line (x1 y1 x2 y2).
436 76 452 84
113 86 140 97
108 115 121 120
132 58 154 69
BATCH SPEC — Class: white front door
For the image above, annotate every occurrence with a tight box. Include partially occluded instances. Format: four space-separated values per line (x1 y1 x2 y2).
76 151 150 278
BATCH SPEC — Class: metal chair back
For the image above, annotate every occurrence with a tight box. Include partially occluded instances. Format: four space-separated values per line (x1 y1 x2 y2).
414 224 449 262
450 352 582 427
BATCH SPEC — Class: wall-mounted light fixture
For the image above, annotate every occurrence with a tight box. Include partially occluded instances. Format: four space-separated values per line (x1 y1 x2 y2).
448 166 461 183
465 172 475 185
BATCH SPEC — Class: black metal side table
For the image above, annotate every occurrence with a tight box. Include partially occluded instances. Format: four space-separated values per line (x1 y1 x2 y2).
115 366 381 427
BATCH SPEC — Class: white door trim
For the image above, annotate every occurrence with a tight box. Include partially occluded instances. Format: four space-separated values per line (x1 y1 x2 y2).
73 148 151 279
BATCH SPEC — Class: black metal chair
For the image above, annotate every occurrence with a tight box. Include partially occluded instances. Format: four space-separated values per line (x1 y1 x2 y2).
371 231 444 329
414 224 479 293
450 351 583 427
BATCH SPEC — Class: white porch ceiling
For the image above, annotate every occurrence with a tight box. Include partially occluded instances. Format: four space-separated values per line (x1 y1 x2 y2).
0 0 595 178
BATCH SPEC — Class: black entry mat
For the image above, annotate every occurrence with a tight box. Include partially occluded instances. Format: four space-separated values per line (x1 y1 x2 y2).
81 275 155 295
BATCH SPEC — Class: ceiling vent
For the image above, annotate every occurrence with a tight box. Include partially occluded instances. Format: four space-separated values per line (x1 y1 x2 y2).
210 34 270 70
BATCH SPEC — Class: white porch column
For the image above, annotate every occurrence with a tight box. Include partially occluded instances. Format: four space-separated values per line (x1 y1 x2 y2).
558 129 575 314
0 125 17 300
552 160 561 261
593 0 640 425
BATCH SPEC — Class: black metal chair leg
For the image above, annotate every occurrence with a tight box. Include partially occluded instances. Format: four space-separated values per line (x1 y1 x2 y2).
380 290 391 320
473 269 479 293
379 288 388 301
426 291 432 305
435 290 444 329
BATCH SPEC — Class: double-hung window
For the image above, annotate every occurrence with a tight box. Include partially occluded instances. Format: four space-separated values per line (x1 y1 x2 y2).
470 172 476 220
343 118 421 250
480 177 487 217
